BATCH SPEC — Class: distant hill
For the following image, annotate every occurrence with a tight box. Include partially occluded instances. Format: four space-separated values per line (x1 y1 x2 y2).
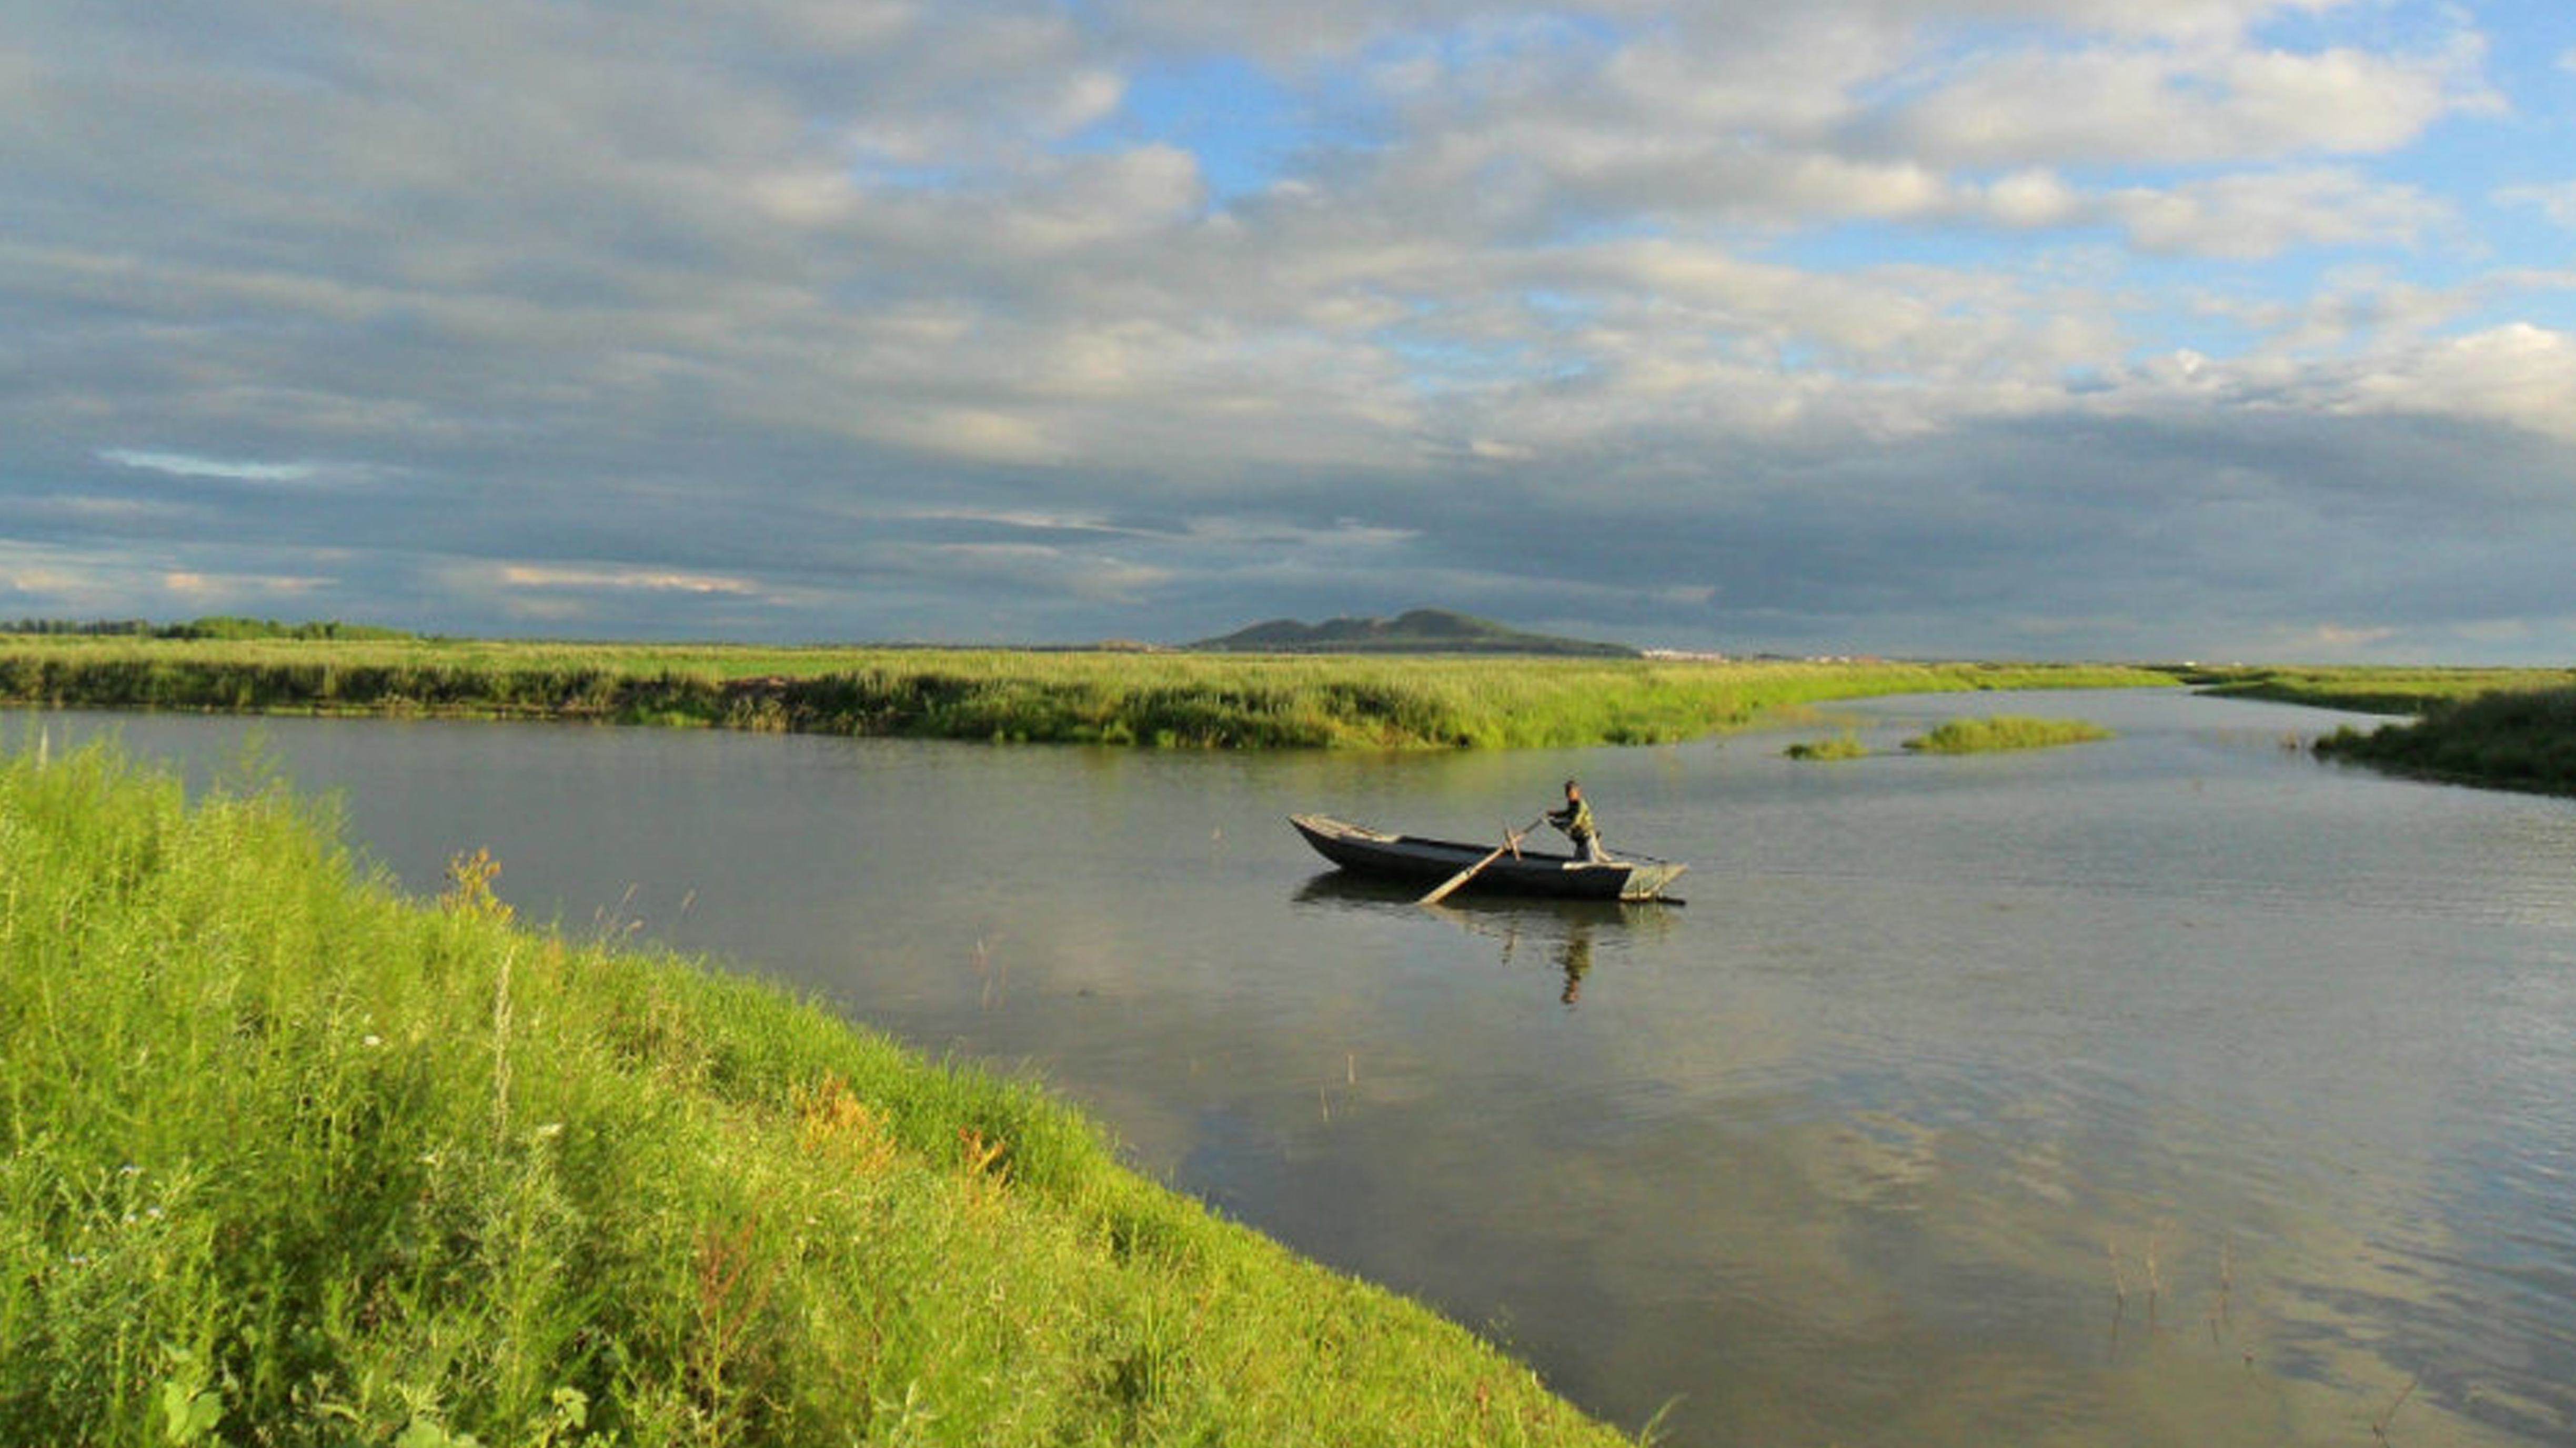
1191 608 1637 657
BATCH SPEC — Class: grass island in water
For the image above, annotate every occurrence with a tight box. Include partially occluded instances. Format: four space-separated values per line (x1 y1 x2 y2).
1900 715 2117 754
1782 731 1871 761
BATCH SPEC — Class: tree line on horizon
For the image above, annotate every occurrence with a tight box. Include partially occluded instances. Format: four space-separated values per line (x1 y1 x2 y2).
2 616 415 641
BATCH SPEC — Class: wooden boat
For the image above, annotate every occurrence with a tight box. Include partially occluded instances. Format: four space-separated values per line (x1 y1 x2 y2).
1289 813 1688 902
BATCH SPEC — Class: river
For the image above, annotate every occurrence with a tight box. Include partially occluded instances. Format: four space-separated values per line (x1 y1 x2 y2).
25 688 2576 1447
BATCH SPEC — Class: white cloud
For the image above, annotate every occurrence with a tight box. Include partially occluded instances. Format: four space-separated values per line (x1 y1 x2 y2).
2331 324 2576 442
921 542 1171 604
0 539 343 617
859 406 1068 466
495 565 763 596
986 145 1205 256
1 563 93 599
1890 37 2477 166
895 507 1167 539
163 569 333 600
2107 168 2448 258
2498 180 2576 230
98 449 324 484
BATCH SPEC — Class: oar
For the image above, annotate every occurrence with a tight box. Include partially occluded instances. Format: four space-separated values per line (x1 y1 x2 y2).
1418 816 1545 907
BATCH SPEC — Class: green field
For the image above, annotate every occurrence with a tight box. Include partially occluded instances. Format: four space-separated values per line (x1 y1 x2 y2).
0 634 2171 749
0 736 1634 1446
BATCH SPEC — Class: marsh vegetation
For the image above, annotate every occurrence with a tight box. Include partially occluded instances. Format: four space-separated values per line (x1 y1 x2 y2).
2314 685 2576 797
2175 664 2576 715
1900 715 2116 753
0 634 2167 750
1783 731 1871 761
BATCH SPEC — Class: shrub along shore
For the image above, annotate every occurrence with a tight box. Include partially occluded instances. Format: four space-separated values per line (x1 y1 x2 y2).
0 737 1635 1445
2174 663 2576 716
2312 685 2576 797
0 634 2170 749
2178 664 2576 798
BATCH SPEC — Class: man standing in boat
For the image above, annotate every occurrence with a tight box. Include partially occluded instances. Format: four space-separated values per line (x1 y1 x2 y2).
1547 779 1611 862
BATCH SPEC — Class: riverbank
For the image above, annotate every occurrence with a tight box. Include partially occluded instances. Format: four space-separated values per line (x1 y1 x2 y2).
0 738 1632 1445
0 635 2170 749
2174 665 2576 798
2175 664 2576 716
2312 685 2576 797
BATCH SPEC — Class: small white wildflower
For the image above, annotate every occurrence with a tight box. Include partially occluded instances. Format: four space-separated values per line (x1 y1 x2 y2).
117 1163 140 1176
362 1033 384 1048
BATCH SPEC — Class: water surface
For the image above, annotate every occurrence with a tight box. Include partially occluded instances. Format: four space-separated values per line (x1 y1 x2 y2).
27 690 2576 1446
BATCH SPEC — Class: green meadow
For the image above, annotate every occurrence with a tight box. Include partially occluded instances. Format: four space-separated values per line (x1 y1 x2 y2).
0 737 1634 1446
0 634 2171 749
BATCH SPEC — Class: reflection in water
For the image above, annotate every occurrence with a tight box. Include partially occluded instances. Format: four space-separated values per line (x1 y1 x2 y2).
1291 872 1666 1008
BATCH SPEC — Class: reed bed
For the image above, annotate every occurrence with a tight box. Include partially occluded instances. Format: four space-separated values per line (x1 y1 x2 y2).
2176 664 2576 716
1783 732 1871 761
2164 663 2576 796
2313 685 2576 796
0 634 2169 749
1900 716 2116 753
0 735 1632 1445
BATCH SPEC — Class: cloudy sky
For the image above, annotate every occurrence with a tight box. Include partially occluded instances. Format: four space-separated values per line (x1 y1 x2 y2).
4 1 2571 658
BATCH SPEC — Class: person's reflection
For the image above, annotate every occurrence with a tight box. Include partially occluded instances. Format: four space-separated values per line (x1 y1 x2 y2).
1557 922 1594 1005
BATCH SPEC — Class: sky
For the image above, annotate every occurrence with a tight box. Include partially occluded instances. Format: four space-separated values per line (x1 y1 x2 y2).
3 1 2572 660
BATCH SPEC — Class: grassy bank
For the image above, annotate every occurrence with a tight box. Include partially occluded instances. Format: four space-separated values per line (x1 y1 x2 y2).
2313 686 2576 797
1900 716 2115 754
2170 665 2576 797
0 635 2171 749
2176 664 2576 715
0 737 1632 1446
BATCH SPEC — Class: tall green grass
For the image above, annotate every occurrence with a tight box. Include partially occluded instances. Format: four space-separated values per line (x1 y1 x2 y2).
0 735 1631 1446
2176 664 2576 716
1782 732 1870 761
2313 685 2576 796
0 634 2171 749
1899 716 2115 753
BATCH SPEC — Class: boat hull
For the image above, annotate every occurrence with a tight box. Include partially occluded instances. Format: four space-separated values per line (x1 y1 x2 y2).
1289 813 1687 901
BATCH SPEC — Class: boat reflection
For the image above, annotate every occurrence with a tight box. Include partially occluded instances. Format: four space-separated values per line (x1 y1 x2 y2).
1291 872 1677 1006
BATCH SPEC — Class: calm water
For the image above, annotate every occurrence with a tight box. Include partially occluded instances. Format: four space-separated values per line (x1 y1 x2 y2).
25 690 2576 1447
